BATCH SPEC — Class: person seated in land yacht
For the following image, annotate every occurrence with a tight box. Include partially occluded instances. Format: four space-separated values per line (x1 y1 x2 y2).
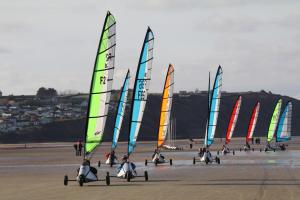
278 143 286 151
77 159 98 177
222 145 230 154
244 141 251 150
118 155 136 172
106 150 117 163
152 149 165 161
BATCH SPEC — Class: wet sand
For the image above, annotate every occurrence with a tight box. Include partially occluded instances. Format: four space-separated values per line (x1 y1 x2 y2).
0 138 300 200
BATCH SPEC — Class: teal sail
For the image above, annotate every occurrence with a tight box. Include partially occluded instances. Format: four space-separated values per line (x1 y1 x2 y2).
128 27 154 155
204 66 223 147
111 70 130 150
276 102 292 142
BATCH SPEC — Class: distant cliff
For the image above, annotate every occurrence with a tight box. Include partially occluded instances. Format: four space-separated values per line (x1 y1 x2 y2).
0 91 299 143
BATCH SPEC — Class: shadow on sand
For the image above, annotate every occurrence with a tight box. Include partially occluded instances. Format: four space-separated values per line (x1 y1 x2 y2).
182 178 300 186
75 179 182 187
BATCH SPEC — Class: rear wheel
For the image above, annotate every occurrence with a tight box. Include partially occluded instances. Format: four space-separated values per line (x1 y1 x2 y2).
154 159 158 166
260 149 262 152
193 157 196 165
233 150 235 155
98 161 101 167
145 159 148 166
144 171 148 181
64 175 68 186
252 148 254 152
106 172 110 186
170 159 173 166
240 148 242 152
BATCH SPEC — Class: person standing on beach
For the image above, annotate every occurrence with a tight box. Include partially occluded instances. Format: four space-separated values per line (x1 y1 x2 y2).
78 141 83 156
73 142 78 156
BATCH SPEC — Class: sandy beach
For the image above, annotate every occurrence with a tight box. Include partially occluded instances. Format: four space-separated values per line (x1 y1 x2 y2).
0 138 300 200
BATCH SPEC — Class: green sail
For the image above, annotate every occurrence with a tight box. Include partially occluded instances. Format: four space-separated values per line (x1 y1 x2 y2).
85 11 116 156
267 99 282 142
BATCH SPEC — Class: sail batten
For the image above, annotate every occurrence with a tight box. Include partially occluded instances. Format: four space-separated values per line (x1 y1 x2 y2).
128 27 154 155
225 96 242 144
157 64 175 148
111 70 130 151
205 66 223 147
276 102 292 142
267 99 282 142
84 11 116 157
246 102 260 143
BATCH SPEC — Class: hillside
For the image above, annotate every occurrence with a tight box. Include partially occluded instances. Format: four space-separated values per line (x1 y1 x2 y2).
0 91 299 143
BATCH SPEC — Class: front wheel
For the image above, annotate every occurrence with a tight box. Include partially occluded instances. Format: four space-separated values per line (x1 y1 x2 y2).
64 175 68 186
216 157 221 164
126 172 131 182
145 159 148 166
98 161 101 167
106 172 110 186
170 159 173 166
154 160 158 166
79 175 84 187
193 157 196 165
144 171 148 181
205 157 209 165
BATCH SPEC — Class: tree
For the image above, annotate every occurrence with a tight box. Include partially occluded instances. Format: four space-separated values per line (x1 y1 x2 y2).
36 87 58 99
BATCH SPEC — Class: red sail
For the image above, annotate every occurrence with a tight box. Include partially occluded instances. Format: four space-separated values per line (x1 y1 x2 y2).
225 96 242 144
246 102 260 143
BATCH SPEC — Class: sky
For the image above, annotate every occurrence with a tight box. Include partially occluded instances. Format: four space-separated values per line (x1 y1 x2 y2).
0 0 299 99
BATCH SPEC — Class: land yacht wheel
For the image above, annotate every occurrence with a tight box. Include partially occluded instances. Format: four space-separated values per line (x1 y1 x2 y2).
144 171 148 181
64 175 68 186
106 172 110 185
79 175 84 187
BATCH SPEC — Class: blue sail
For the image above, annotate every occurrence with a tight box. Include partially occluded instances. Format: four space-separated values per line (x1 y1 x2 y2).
205 66 222 147
111 70 130 150
276 102 292 142
128 27 154 155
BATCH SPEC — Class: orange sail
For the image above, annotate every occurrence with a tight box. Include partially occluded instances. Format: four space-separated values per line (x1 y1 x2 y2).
157 64 174 148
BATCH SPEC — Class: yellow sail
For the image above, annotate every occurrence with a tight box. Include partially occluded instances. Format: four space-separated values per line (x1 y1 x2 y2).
157 64 174 148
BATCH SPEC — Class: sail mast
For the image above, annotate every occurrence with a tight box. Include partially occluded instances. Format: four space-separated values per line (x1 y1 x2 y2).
128 27 154 156
111 70 130 151
157 64 175 149
84 11 116 158
204 72 210 147
208 71 211 111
